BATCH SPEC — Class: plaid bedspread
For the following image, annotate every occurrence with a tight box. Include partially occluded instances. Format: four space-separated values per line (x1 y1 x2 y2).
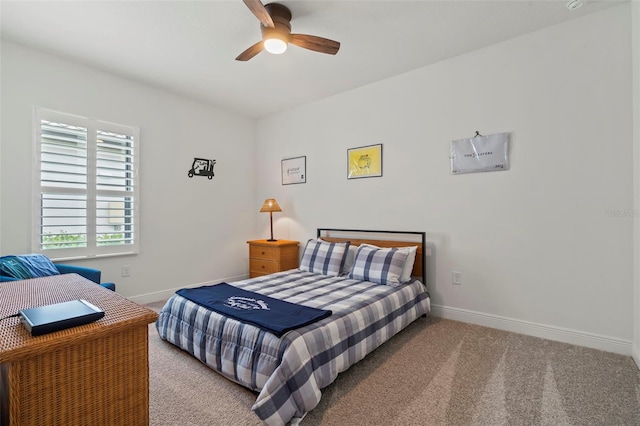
156 270 430 425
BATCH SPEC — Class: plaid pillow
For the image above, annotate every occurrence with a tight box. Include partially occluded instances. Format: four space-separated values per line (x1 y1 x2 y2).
348 245 408 287
299 239 350 276
360 243 417 283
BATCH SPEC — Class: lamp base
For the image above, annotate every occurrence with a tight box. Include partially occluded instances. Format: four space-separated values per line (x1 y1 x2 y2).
267 239 278 242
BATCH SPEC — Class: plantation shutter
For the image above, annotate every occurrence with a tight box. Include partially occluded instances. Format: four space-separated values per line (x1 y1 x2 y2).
39 120 89 250
96 129 135 247
33 108 139 259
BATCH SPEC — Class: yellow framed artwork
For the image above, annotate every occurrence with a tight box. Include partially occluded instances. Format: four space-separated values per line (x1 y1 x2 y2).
347 144 382 179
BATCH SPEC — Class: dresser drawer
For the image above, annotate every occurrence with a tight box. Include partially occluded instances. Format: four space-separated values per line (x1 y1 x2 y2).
249 245 279 261
250 259 278 275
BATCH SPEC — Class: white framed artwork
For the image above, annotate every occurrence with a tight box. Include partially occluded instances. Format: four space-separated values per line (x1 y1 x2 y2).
450 132 510 175
281 156 306 185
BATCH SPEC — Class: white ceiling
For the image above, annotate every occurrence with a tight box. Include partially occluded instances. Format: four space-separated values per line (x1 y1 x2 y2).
0 0 624 119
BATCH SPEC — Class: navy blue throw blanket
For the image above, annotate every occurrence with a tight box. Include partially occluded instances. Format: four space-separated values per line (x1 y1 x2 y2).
176 283 332 337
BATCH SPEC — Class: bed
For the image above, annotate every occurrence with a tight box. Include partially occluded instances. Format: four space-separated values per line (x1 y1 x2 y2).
156 228 430 425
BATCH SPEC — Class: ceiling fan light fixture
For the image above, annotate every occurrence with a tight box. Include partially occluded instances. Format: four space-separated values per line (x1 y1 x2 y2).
264 37 288 54
236 1 340 61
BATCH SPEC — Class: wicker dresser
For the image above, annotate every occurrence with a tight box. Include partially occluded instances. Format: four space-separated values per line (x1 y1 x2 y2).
247 239 299 278
0 274 158 426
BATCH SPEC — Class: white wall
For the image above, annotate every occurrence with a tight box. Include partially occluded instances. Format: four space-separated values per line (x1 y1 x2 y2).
1 6 635 357
633 0 640 367
256 5 634 354
0 40 257 301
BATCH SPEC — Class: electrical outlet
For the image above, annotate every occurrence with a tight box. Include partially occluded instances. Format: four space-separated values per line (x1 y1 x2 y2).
452 271 462 285
122 265 131 277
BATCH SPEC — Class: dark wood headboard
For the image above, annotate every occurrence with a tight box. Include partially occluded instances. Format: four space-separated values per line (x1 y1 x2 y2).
317 228 426 282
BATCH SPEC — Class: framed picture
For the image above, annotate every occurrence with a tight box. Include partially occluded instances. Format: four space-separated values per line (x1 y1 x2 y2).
450 132 510 175
347 144 382 179
281 156 306 185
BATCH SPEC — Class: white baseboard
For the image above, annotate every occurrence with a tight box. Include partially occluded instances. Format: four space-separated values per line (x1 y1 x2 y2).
128 285 634 357
127 273 248 305
430 304 632 356
632 342 640 370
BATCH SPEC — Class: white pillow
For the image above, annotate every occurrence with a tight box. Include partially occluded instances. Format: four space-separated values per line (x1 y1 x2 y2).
360 243 417 283
341 245 358 276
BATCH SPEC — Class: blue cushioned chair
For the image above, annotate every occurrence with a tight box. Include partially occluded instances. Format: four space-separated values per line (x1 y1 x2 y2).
0 255 116 291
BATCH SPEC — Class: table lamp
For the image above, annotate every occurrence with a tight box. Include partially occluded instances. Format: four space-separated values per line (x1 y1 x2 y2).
260 198 282 241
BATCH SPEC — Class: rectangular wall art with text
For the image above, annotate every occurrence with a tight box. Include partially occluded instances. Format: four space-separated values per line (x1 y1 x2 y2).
450 132 510 174
281 156 306 185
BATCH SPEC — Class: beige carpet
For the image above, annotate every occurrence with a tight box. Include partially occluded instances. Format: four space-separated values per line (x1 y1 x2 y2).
146 302 640 425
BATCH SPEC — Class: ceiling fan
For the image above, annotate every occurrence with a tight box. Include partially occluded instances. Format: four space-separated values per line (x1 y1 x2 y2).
236 0 341 61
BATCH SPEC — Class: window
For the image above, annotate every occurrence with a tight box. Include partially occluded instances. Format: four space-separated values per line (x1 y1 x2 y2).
33 108 139 259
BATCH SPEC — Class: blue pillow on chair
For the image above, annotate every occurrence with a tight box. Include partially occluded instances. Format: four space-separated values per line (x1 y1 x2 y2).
0 255 59 279
0 254 116 291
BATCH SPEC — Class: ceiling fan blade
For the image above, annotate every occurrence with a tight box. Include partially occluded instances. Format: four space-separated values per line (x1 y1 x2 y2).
289 34 340 55
242 0 274 28
236 40 264 61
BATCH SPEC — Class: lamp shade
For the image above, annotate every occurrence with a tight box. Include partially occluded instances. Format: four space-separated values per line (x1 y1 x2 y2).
260 198 282 213
260 198 282 241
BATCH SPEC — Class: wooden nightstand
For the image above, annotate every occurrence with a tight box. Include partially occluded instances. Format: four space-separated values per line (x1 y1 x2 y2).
247 240 299 278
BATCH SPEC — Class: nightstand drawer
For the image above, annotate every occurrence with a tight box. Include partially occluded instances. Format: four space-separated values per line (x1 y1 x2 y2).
249 245 279 261
250 259 279 275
